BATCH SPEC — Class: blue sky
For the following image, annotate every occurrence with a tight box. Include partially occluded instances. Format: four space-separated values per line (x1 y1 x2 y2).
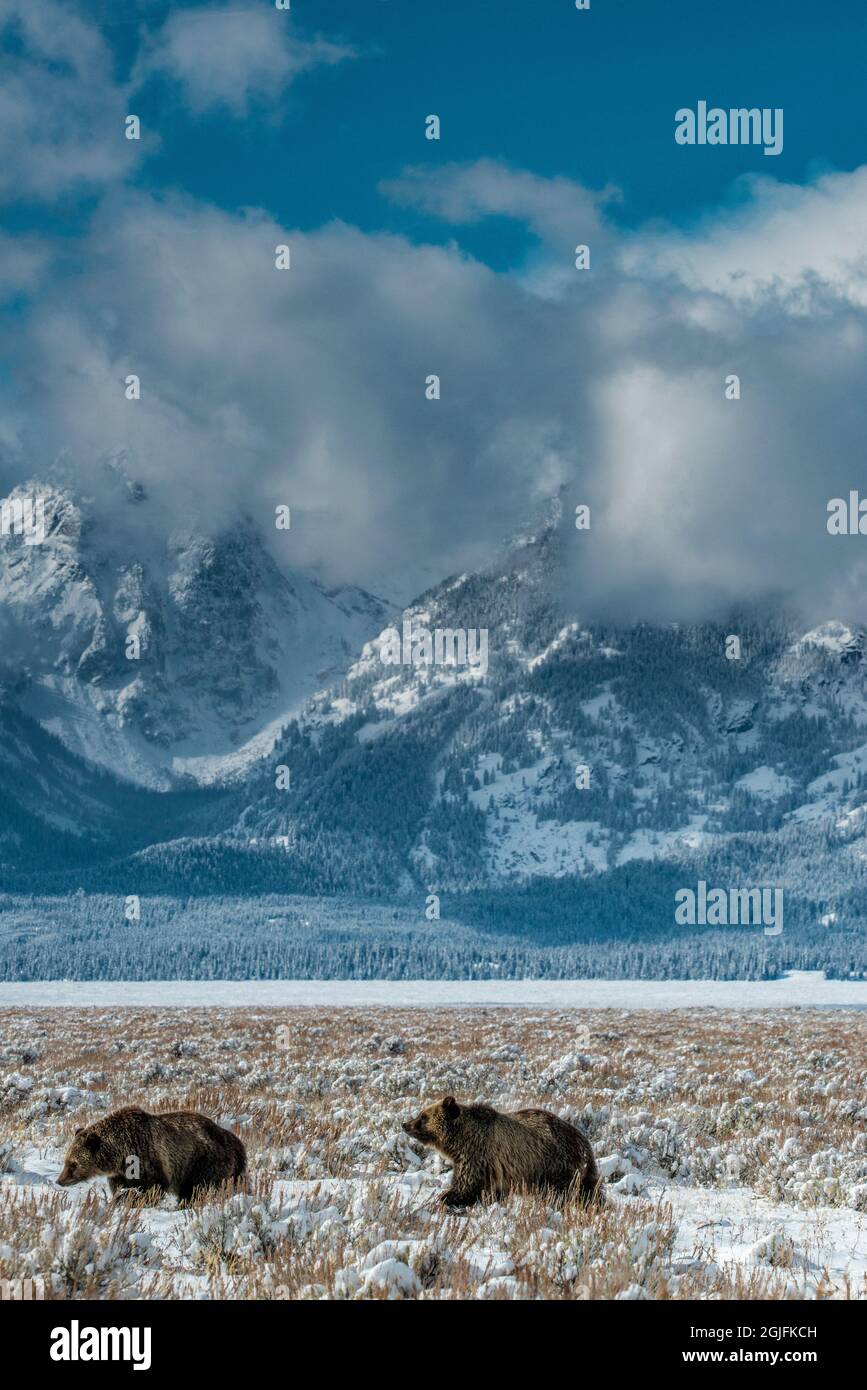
11 0 867 259
65 2 867 250
2 0 867 615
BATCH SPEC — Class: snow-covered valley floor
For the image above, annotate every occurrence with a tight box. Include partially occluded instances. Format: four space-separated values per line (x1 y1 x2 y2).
1 970 864 1008
0 1006 864 1300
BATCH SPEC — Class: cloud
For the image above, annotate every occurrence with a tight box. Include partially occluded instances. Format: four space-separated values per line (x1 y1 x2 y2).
375 159 867 621
0 0 139 203
381 159 620 261
0 230 47 303
134 4 356 117
0 1 356 204
5 153 867 622
2 189 576 599
623 167 867 312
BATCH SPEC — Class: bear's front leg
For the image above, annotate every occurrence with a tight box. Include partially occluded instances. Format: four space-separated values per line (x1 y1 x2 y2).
439 1190 475 1209
109 1174 165 1205
108 1175 138 1202
439 1166 482 1209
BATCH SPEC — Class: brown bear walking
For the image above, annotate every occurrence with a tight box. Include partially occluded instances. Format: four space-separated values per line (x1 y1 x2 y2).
57 1106 246 1203
403 1096 601 1209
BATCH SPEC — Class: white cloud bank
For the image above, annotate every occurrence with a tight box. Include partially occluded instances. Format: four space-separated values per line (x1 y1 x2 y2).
2 0 867 620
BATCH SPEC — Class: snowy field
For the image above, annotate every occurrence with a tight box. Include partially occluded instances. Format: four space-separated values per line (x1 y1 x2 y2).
0 1006 865 1300
0 970 864 1008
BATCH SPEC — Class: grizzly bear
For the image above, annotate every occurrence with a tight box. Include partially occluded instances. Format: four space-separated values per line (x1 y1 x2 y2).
403 1096 601 1209
57 1106 246 1203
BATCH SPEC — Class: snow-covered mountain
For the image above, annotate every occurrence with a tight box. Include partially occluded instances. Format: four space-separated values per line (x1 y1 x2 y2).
0 480 393 790
4 486 867 944
216 511 867 911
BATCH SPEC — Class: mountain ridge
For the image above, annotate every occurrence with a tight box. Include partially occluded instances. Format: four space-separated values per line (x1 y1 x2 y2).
0 480 394 790
4 484 867 942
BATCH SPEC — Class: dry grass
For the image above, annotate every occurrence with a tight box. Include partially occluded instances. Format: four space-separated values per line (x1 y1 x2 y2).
0 1006 864 1299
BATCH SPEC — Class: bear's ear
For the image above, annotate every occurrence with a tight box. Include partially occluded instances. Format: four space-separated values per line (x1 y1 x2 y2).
83 1131 101 1155
74 1126 84 1136
442 1095 458 1114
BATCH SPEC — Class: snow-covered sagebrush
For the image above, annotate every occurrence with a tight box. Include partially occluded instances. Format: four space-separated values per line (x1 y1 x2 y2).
0 1006 864 1300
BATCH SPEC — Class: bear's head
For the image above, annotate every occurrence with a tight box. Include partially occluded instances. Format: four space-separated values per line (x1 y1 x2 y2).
57 1126 112 1186
403 1095 460 1154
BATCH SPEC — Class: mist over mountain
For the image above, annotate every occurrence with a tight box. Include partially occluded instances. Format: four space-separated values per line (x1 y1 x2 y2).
1 480 866 984
0 474 393 789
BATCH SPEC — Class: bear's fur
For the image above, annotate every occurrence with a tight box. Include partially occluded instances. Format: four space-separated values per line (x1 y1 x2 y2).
57 1105 246 1203
403 1095 601 1208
